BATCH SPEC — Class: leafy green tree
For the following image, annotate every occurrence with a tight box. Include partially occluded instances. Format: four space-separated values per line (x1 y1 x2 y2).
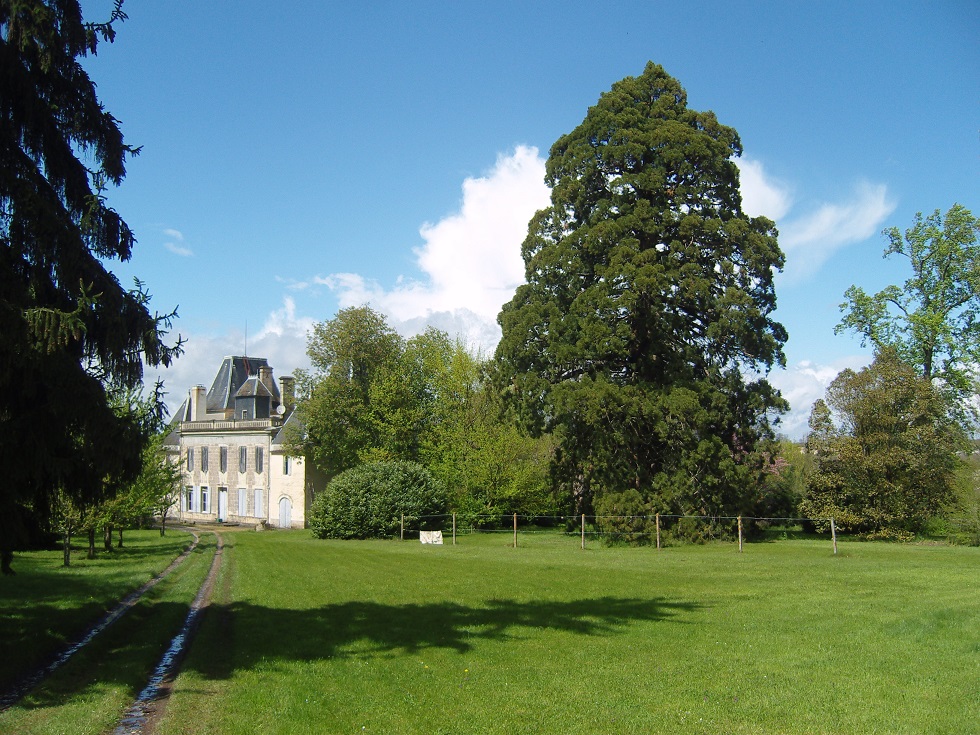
424 378 557 520
50 489 82 567
115 431 183 540
800 350 963 537
949 450 980 546
837 204 980 414
297 306 403 477
0 1 181 573
495 62 787 519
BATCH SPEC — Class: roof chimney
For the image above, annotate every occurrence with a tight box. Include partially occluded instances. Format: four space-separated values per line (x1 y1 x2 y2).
190 385 207 421
258 364 273 389
280 375 295 413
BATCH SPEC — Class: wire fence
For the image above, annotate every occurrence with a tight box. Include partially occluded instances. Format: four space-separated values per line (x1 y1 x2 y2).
397 513 841 554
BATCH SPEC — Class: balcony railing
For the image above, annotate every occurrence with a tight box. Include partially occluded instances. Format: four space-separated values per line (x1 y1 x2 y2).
181 418 280 431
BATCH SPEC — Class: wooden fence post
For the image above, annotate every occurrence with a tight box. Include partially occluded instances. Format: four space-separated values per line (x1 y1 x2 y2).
656 513 661 550
581 514 585 550
830 517 838 555
513 513 517 548
401 514 404 541
453 513 456 546
738 515 743 553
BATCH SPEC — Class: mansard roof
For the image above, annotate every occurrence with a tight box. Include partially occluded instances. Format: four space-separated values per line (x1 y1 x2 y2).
272 410 304 448
208 356 280 412
236 375 273 399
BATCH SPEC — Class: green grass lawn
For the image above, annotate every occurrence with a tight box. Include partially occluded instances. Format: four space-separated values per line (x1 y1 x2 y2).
154 531 979 735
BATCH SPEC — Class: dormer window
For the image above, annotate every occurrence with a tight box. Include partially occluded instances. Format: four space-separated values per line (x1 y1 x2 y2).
241 409 249 420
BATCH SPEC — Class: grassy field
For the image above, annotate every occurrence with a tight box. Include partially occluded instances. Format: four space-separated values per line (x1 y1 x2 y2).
151 531 979 735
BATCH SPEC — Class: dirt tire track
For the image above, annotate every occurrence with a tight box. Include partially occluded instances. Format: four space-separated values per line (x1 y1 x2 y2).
114 530 224 735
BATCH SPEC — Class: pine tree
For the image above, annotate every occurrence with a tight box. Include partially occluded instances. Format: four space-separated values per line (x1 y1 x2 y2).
0 1 181 573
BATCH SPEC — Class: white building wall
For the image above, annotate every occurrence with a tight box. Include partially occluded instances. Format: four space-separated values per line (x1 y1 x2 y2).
270 451 308 528
175 427 274 525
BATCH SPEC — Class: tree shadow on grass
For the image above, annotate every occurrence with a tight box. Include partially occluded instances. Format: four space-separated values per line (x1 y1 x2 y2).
193 596 702 680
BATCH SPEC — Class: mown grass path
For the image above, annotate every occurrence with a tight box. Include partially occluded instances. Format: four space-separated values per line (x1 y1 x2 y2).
0 529 220 734
114 530 225 734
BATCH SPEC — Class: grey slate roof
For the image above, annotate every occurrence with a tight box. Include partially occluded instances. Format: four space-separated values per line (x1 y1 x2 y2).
208 356 280 412
235 375 273 399
272 410 304 448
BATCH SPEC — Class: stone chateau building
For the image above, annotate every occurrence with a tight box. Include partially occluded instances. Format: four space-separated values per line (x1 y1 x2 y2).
164 355 325 528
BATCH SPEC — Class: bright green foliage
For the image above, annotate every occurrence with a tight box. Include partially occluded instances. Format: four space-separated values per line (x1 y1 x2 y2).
424 380 556 520
949 449 980 545
496 63 787 519
309 461 448 539
593 489 657 544
756 438 814 522
837 204 980 413
297 306 404 476
0 1 181 573
116 432 183 536
298 308 555 517
801 350 963 537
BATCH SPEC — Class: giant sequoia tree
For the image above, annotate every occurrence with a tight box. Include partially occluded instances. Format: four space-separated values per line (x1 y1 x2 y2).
496 63 787 518
0 1 181 572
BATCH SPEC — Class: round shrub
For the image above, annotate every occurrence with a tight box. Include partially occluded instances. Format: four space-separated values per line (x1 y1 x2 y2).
310 461 448 539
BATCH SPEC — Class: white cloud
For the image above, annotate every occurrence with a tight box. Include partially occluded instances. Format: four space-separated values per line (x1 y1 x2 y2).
737 158 792 220
768 355 871 439
740 161 895 284
777 182 895 282
163 228 193 257
323 145 550 352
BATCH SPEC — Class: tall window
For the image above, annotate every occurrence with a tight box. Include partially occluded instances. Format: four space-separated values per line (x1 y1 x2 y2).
239 446 247 472
237 488 246 516
184 486 193 512
283 456 291 475
200 486 210 513
253 488 263 517
255 447 264 474
201 447 209 472
186 447 194 471
219 446 228 473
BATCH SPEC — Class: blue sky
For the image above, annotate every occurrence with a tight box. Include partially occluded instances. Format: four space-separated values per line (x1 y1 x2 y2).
82 0 978 438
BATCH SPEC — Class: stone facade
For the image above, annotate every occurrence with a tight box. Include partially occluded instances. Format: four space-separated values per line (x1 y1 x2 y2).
164 356 324 528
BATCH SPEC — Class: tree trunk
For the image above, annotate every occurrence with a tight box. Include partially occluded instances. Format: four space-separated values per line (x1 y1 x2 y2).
117 526 124 548
159 511 167 536
63 528 72 567
103 525 113 551
1 548 14 576
87 528 96 559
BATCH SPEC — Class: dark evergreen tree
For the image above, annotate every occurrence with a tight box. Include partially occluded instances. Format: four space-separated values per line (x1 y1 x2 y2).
496 63 787 519
0 1 181 573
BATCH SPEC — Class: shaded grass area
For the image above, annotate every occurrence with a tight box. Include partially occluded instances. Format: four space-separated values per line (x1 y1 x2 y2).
159 532 980 734
0 530 194 691
0 533 215 735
